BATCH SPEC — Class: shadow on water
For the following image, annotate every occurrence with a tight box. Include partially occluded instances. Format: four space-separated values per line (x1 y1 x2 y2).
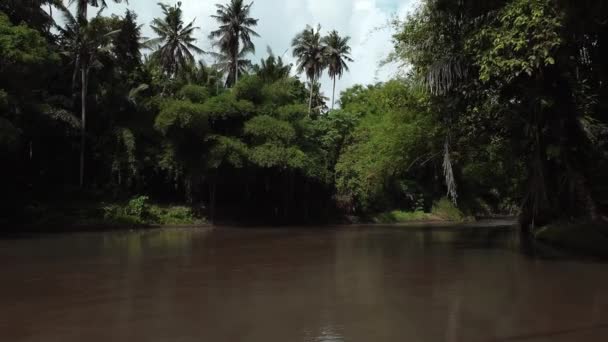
372 219 608 263
494 323 608 341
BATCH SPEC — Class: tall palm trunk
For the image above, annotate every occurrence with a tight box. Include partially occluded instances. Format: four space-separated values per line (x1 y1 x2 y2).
79 64 87 188
209 178 217 224
234 32 240 85
78 1 88 188
282 171 289 222
331 76 336 110
572 170 599 221
77 0 88 24
308 75 314 116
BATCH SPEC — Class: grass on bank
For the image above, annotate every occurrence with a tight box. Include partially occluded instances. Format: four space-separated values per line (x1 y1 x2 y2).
373 198 469 224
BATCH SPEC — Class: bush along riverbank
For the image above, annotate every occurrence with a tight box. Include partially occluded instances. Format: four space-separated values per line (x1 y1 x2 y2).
12 196 207 231
371 198 473 224
102 196 206 226
8 195 477 231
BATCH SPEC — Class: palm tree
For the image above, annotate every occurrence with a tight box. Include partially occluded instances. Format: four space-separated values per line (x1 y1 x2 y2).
0 0 65 31
195 62 225 95
113 10 143 74
292 24 327 115
307 81 329 117
147 2 204 77
59 3 122 188
208 48 252 87
209 0 259 87
69 0 128 23
175 60 225 95
253 47 292 83
322 30 352 110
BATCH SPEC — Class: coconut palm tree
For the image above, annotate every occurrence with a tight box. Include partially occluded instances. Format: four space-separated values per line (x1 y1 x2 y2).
307 81 329 117
322 30 352 110
147 2 205 77
209 0 259 87
208 48 252 86
292 24 327 116
58 3 122 188
113 10 143 74
0 0 65 31
174 60 224 95
68 0 128 23
253 47 292 83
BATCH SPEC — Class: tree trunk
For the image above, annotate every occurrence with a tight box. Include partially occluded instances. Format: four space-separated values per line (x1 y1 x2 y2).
117 166 122 186
332 76 336 110
77 2 88 189
48 3 53 34
572 170 599 221
234 36 239 85
303 179 310 222
77 0 88 24
519 115 551 231
283 171 289 222
209 178 217 224
79 65 87 189
234 59 239 85
308 75 315 116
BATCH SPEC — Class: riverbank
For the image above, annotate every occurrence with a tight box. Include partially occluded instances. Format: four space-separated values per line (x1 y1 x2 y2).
369 198 473 224
2 196 207 232
1 196 484 232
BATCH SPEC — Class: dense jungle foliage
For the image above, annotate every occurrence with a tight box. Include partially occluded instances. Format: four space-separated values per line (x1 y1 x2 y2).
0 0 606 228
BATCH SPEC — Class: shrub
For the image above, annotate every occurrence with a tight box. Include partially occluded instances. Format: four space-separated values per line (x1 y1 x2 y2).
155 100 208 136
244 115 295 143
149 205 200 225
234 75 264 104
102 196 151 226
431 198 465 221
178 84 209 104
125 195 150 219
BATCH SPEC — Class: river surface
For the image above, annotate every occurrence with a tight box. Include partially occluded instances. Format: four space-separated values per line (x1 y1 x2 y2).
1 222 607 341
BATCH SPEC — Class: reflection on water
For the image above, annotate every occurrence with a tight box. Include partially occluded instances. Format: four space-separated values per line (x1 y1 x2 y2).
0 223 607 342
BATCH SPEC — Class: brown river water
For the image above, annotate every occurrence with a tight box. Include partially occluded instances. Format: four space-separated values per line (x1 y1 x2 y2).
1 222 607 342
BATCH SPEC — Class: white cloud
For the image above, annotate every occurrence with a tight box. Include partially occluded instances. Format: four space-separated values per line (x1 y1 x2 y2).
93 0 420 105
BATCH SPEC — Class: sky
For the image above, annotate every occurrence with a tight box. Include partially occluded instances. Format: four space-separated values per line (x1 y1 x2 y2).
90 0 419 103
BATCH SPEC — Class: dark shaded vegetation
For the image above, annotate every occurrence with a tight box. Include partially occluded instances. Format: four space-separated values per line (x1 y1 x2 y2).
0 0 607 244
389 0 608 228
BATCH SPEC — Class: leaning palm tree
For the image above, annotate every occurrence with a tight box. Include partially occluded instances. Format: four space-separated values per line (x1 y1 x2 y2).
322 30 352 110
147 2 205 77
209 0 259 87
292 24 327 115
59 3 122 188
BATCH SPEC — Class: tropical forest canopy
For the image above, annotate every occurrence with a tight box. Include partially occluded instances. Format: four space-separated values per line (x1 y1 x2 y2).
0 0 606 227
